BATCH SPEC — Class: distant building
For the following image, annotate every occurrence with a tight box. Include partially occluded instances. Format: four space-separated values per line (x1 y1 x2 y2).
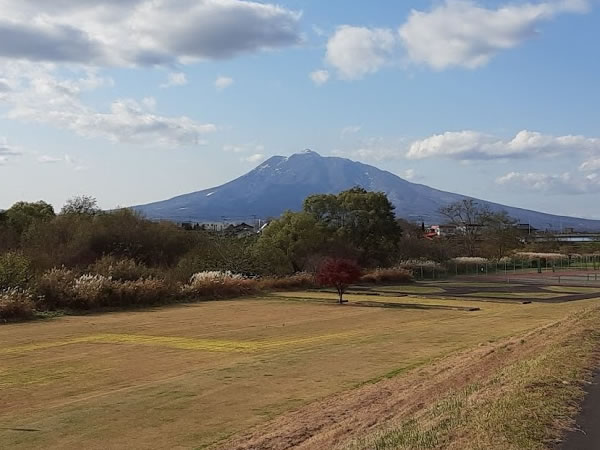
515 223 538 234
224 222 256 238
429 224 458 237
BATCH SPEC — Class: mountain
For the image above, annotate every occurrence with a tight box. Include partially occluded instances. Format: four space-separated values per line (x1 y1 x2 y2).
133 150 600 231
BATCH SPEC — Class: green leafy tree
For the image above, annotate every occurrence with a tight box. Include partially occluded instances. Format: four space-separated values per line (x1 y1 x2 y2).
0 252 31 289
4 201 55 235
254 211 328 273
304 187 401 266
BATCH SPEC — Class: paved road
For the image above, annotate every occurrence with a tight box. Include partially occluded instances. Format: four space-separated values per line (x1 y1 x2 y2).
561 373 600 450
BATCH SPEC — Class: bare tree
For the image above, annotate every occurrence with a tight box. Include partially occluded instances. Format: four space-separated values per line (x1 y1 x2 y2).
439 199 488 256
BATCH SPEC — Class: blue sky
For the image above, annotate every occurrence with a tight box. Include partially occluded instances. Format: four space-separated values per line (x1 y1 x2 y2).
1 0 599 218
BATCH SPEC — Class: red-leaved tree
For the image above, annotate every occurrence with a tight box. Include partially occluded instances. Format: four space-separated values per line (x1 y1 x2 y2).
316 258 362 304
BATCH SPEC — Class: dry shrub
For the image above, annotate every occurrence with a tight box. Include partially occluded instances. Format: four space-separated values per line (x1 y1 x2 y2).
89 255 152 281
514 252 568 261
396 260 446 279
37 268 172 310
452 257 489 264
360 267 414 284
36 267 77 309
71 274 112 309
182 272 259 299
106 278 172 307
189 271 246 283
258 272 316 291
0 288 35 321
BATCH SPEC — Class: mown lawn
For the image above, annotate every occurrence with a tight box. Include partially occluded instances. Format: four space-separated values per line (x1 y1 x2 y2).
0 290 595 449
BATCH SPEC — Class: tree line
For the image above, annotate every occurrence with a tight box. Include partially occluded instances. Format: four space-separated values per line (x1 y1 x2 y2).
0 190 538 281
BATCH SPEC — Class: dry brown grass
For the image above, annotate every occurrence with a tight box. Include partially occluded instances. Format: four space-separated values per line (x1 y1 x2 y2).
344 306 600 450
1 290 596 449
225 303 600 450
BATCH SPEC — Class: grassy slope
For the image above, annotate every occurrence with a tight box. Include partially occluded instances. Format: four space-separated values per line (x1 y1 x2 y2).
344 305 600 450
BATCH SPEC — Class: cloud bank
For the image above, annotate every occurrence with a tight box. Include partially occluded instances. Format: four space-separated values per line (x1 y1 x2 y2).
0 0 302 66
323 0 589 78
406 130 600 160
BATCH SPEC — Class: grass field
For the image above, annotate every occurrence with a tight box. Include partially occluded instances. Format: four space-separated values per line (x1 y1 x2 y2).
1 287 599 449
543 285 600 294
465 291 569 300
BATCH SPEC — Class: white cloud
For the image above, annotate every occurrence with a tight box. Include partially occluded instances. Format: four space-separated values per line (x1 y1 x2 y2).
399 0 589 70
38 155 63 163
312 25 326 37
0 137 21 165
223 144 245 153
333 136 405 161
325 26 396 79
341 125 361 138
406 130 600 160
0 64 216 148
496 170 600 194
0 137 20 157
142 96 157 111
402 169 417 181
580 158 600 171
0 0 302 66
320 0 589 79
215 76 234 91
161 72 187 88
309 69 330 86
242 153 265 163
224 144 264 154
37 153 88 170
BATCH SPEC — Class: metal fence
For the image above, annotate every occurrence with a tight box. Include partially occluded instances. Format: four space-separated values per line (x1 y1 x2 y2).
411 255 600 282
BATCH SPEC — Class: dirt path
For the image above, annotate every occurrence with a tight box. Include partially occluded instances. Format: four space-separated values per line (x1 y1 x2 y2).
219 317 581 450
560 372 600 450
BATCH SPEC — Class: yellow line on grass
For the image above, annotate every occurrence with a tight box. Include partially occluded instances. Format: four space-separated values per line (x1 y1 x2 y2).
1 331 358 355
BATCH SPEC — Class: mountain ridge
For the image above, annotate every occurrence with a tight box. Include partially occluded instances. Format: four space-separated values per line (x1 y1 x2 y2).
133 150 600 231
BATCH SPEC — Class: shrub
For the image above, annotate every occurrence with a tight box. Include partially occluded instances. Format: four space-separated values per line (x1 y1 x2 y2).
106 278 172 307
514 252 568 261
36 267 77 309
189 271 246 283
452 257 489 264
182 271 259 299
0 288 35 321
71 274 112 309
258 273 316 290
90 255 152 281
360 267 413 284
396 260 446 279
0 252 32 289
